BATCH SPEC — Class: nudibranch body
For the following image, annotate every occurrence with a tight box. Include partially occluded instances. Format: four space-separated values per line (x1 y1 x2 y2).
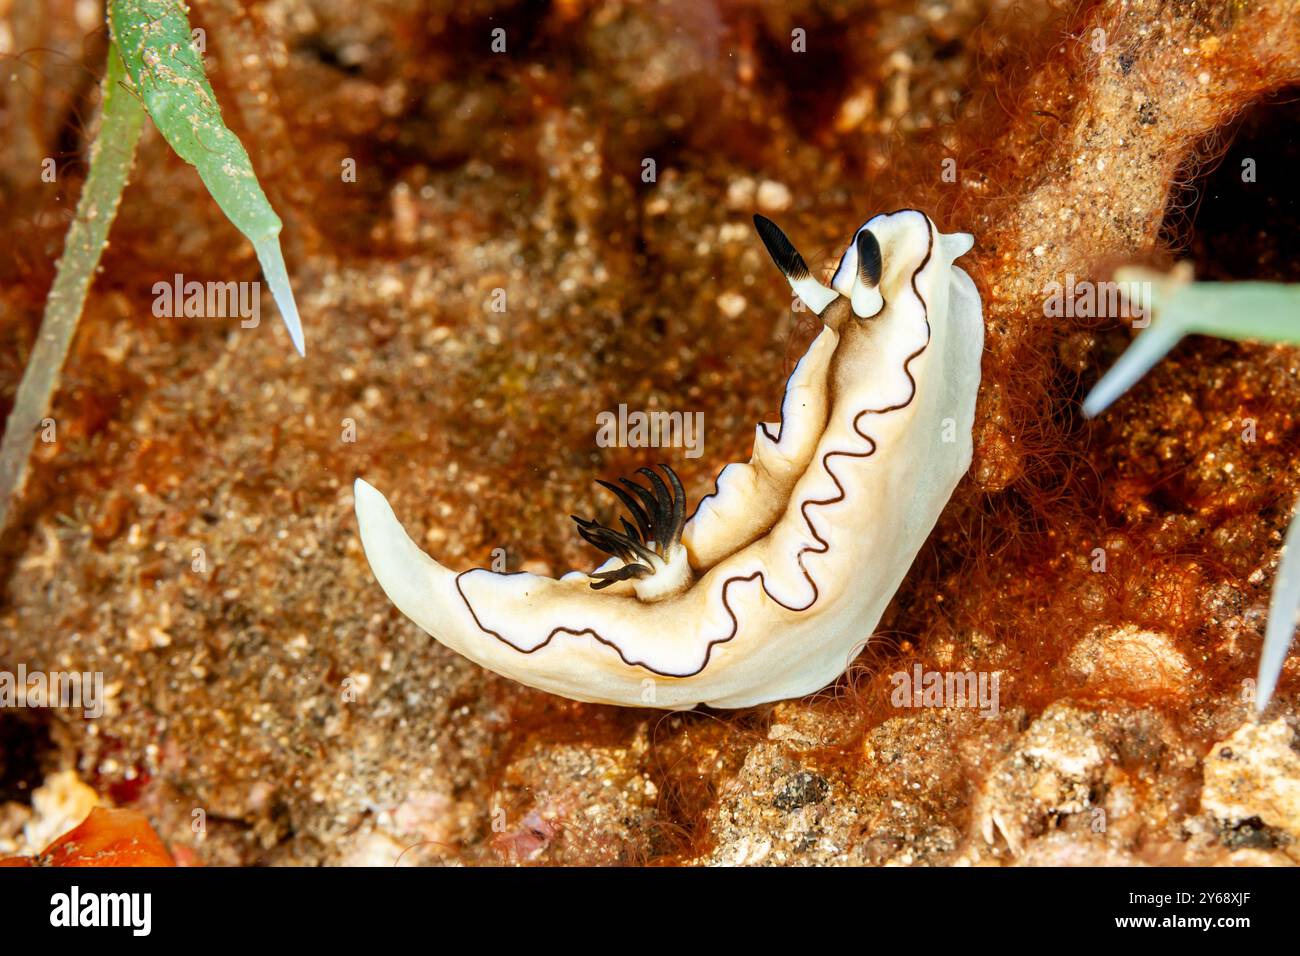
356 209 983 709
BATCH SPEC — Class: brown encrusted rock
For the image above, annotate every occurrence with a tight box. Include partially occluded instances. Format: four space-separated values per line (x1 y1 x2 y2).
703 706 1005 867
971 703 1200 860
1067 625 1192 698
704 742 855 867
485 731 660 866
1201 718 1300 849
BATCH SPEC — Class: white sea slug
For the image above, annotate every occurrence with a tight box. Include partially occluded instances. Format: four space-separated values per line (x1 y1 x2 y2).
355 209 983 709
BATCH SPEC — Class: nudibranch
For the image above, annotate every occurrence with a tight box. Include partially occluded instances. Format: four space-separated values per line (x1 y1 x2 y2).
355 209 983 709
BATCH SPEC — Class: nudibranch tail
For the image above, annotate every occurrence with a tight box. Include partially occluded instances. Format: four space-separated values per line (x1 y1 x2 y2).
355 207 983 710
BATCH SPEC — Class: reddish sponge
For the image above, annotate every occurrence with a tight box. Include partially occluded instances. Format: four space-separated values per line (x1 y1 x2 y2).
1 807 174 868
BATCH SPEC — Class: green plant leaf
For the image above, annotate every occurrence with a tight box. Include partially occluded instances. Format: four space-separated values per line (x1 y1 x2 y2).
1082 266 1300 713
107 0 305 355
0 44 146 533
1083 266 1300 418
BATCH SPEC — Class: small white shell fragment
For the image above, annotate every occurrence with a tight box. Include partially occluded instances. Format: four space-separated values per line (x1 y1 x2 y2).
356 209 983 709
756 180 792 212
